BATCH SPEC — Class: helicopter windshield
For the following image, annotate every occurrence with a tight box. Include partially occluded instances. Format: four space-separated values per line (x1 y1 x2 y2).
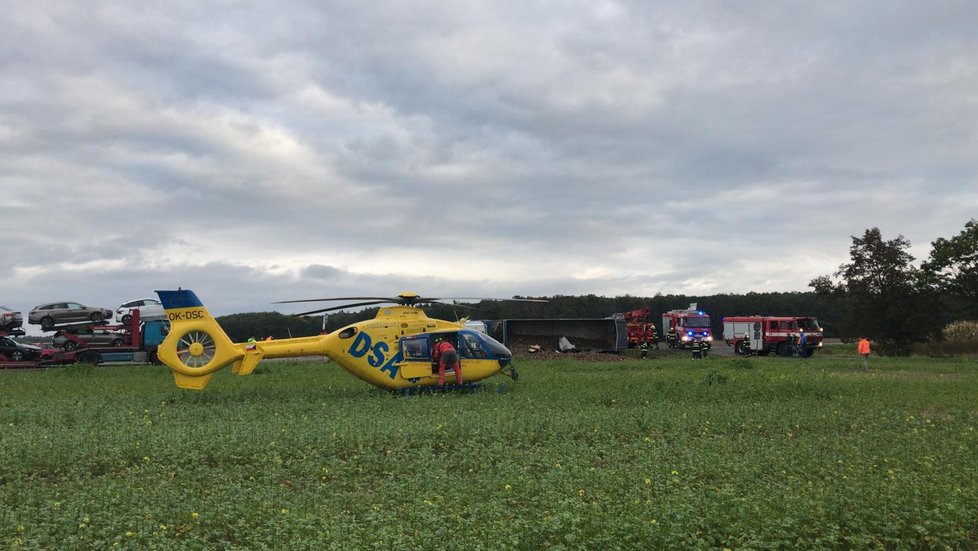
458 330 511 360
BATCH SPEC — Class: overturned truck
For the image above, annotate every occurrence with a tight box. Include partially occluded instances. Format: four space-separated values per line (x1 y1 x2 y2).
490 318 628 353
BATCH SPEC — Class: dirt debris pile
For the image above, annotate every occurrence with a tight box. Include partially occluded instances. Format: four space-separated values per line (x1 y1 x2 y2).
506 335 624 362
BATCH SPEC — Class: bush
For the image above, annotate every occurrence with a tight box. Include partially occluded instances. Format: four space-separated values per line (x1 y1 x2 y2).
913 321 978 356
914 340 978 357
943 320 978 343
874 339 914 357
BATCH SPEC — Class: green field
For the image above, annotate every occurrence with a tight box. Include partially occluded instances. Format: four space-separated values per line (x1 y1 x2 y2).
2 356 977 549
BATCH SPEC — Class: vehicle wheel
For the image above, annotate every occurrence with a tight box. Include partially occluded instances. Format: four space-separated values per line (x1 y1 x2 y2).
735 340 748 355
63 341 78 352
40 316 55 330
90 312 104 324
78 351 101 365
121 314 132 324
111 338 124 346
10 350 24 361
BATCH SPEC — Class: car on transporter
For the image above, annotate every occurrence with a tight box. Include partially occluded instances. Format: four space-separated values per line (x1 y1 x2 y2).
1 305 23 330
52 329 127 351
0 335 43 361
28 302 114 330
115 298 165 324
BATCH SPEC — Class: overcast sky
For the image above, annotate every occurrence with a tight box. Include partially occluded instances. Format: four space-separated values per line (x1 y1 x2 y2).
2 1 976 328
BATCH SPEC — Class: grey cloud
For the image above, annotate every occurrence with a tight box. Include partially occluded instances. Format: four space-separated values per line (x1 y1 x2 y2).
2 0 976 309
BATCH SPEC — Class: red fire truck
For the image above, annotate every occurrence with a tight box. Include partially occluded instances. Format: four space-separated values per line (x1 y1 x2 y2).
662 304 712 350
722 315 823 357
621 308 658 348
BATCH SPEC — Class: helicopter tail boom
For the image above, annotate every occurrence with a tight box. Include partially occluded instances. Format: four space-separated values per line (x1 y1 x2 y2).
155 289 245 390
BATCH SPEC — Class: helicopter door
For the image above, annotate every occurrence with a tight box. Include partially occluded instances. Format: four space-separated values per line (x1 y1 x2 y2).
398 335 434 379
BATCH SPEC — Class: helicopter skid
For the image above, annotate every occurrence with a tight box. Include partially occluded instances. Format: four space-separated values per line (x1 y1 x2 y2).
398 382 481 395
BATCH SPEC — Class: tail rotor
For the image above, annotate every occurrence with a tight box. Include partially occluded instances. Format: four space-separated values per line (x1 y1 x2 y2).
155 290 243 390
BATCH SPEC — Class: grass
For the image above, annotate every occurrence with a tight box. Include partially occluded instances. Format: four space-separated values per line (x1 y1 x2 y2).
2 355 977 549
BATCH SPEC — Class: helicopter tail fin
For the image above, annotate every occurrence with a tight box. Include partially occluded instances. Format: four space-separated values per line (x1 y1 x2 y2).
155 290 244 390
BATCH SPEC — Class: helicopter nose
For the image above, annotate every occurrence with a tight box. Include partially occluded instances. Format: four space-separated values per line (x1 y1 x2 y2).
501 345 513 360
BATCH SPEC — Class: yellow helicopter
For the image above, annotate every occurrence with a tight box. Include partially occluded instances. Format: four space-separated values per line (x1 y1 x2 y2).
154 289 543 391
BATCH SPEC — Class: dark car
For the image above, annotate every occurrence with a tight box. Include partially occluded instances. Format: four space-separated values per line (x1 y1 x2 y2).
0 336 43 361
28 302 114 330
0 305 23 330
52 329 127 351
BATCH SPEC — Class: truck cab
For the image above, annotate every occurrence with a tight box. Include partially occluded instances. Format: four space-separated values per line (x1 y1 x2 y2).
663 304 713 350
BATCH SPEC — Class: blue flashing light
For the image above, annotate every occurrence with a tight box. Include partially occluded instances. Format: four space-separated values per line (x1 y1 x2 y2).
687 331 693 336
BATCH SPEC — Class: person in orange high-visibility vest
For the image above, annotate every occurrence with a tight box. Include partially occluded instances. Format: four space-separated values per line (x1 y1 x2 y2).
432 337 462 386
857 336 871 370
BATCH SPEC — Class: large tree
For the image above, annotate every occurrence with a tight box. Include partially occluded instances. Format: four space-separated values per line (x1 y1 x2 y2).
810 228 939 354
922 219 978 321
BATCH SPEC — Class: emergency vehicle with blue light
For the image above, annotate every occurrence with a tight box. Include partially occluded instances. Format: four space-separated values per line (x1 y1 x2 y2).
662 304 713 350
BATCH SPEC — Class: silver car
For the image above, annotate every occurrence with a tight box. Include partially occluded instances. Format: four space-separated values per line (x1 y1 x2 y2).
116 298 165 324
0 305 23 330
28 302 114 330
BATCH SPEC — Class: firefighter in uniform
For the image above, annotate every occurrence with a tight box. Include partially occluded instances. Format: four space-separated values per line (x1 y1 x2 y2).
640 342 649 359
691 339 703 360
741 332 752 357
701 339 709 359
652 327 660 349
667 327 678 349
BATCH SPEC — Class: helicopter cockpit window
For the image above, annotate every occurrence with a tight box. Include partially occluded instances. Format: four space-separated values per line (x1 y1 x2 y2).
458 332 488 359
402 337 430 360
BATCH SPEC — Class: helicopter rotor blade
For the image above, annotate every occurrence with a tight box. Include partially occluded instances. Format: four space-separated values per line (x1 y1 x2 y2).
277 293 547 315
425 301 487 311
291 300 393 316
424 297 549 303
274 296 398 304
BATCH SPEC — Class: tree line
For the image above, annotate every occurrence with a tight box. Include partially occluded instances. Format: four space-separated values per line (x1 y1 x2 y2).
809 219 977 355
217 219 977 356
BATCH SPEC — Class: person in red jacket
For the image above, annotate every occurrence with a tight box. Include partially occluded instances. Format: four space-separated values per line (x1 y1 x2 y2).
432 337 462 386
857 336 871 370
